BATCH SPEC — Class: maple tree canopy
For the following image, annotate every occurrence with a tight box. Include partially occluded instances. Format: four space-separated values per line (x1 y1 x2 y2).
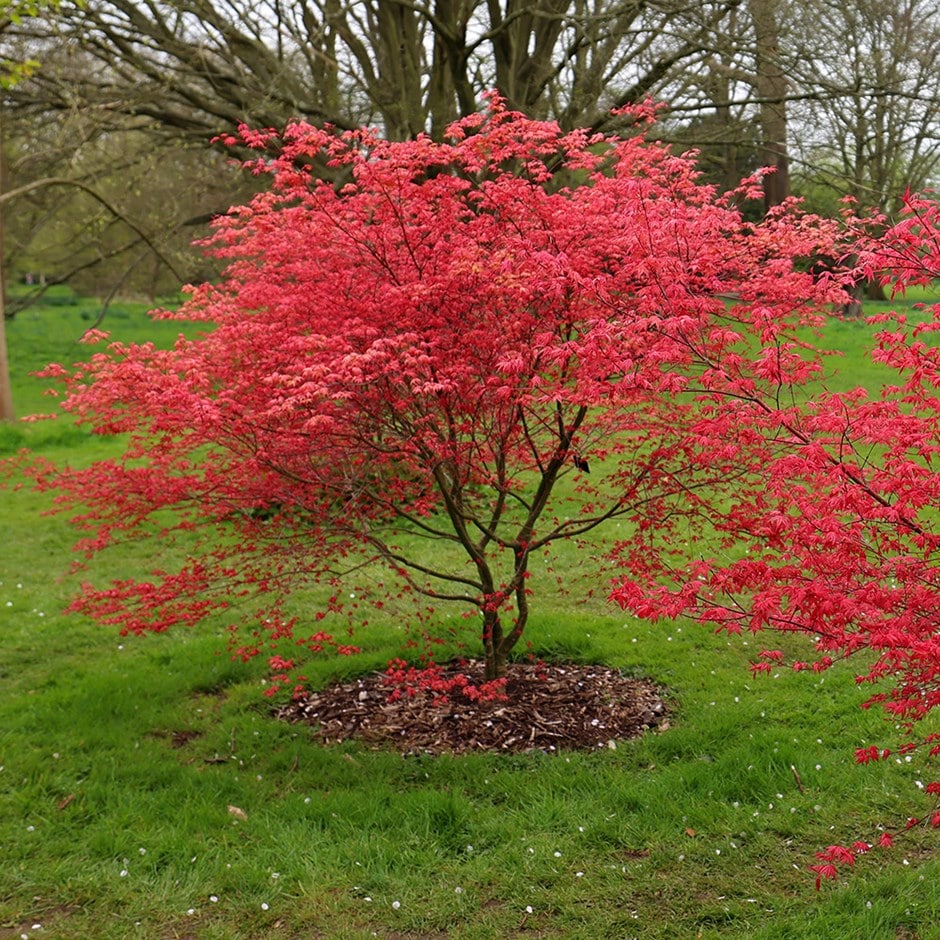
613 192 940 731
612 190 940 875
33 98 846 688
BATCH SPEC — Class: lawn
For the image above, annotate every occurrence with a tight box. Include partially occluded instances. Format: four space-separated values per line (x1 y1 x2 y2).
1 294 938 939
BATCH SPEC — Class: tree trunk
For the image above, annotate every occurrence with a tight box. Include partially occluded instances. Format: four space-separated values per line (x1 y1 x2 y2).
750 0 790 211
482 609 506 680
0 108 13 422
486 648 507 681
0 308 12 423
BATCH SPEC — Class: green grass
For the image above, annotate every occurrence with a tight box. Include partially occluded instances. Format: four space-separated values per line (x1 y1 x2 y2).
2 298 940 938
808 290 939 394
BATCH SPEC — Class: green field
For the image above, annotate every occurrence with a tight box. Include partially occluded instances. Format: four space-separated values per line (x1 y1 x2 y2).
1 293 939 939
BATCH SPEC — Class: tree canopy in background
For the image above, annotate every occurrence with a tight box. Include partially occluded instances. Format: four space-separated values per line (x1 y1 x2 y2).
10 0 737 140
2 0 939 295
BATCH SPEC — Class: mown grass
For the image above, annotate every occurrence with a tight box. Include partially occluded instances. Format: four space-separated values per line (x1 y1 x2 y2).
1 295 939 939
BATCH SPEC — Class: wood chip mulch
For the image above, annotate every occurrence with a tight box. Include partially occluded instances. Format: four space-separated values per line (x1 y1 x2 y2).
275 660 670 755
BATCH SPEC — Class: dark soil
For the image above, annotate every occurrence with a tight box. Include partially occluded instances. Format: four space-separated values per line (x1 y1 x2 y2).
275 660 669 755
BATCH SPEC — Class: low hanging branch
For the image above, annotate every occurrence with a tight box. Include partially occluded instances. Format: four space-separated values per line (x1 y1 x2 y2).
0 171 189 420
0 176 188 294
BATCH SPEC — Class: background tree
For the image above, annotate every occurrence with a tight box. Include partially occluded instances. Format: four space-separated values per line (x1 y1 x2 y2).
1 0 62 420
0 0 747 361
788 0 940 216
786 0 940 300
746 0 789 210
2 115 254 302
9 0 940 310
30 102 842 686
10 0 741 142
657 0 784 209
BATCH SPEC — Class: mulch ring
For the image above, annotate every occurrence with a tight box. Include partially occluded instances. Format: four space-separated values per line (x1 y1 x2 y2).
275 660 670 755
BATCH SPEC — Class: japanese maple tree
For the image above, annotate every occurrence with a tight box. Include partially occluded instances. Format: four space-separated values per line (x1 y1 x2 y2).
31 98 844 687
611 190 940 876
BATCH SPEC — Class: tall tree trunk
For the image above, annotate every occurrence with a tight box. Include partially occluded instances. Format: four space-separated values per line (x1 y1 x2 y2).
0 107 14 422
750 0 789 211
0 301 12 423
